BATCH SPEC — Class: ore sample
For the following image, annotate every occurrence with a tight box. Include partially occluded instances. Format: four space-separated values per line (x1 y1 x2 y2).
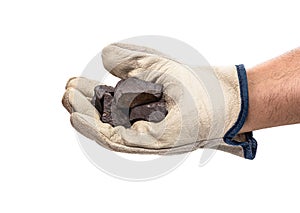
91 77 168 128
114 77 163 108
100 93 113 124
130 100 167 123
92 85 114 114
110 104 131 128
98 92 131 128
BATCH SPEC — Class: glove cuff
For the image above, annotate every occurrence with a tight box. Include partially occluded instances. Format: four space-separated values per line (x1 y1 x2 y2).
223 64 257 159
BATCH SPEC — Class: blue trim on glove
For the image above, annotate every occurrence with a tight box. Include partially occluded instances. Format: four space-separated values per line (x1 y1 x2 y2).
223 64 258 160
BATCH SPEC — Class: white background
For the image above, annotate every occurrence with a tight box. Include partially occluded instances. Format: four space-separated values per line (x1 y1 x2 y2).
0 0 299 212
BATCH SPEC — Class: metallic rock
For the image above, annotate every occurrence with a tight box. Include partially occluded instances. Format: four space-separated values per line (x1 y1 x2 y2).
92 85 114 114
91 78 167 128
114 77 163 108
130 100 167 123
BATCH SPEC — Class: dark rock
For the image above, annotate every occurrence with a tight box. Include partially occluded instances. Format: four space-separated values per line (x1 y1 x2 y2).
130 100 167 123
114 77 163 108
98 85 114 93
100 93 113 124
92 85 114 114
100 93 131 128
110 104 131 128
91 77 167 128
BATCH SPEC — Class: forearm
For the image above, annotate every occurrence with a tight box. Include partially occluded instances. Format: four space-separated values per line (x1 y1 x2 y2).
240 48 300 133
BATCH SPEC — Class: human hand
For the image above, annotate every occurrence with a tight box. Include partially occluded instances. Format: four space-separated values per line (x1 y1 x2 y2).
62 43 257 159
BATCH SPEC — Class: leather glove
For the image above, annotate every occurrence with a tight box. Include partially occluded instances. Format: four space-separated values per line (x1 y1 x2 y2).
62 43 257 159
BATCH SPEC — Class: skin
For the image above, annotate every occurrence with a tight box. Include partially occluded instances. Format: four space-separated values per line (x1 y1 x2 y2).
240 47 300 133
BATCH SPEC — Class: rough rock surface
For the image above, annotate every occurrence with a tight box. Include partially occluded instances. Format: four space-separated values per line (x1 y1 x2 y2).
91 77 167 128
130 100 167 123
114 77 162 108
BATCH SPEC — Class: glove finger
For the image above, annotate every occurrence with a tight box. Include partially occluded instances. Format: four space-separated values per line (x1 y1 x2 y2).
112 103 187 150
62 87 100 120
71 111 202 155
70 112 114 150
109 43 171 58
102 43 145 79
71 112 170 154
102 43 174 79
65 77 100 99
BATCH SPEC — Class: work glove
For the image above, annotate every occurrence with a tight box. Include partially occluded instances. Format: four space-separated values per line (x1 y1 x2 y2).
62 43 257 159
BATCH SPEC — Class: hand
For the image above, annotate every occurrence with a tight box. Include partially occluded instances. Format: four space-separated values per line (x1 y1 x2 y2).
240 48 300 133
62 43 257 159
